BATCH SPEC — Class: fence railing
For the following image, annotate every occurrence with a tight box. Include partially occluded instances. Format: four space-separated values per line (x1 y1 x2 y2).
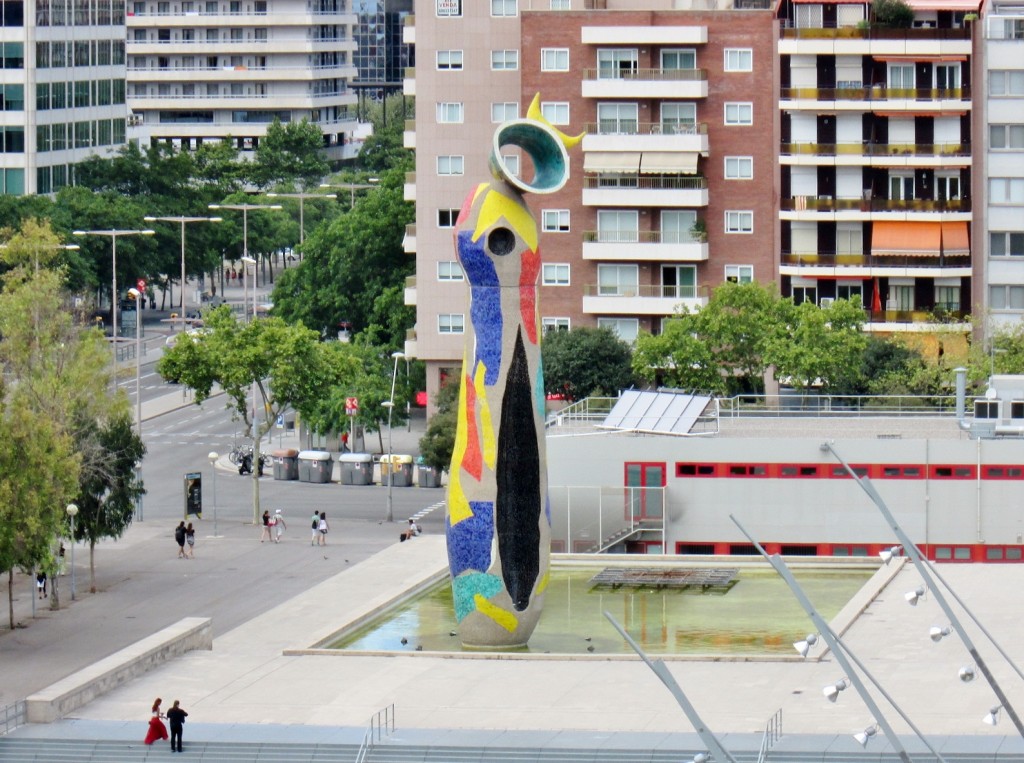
549 485 666 554
718 393 959 417
0 701 26 736
354 703 395 763
757 708 783 763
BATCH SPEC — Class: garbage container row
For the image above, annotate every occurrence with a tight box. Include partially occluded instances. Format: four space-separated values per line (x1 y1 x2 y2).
269 451 441 488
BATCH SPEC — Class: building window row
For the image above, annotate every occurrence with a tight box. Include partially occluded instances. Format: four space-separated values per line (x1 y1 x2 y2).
990 178 1024 204
990 124 1024 150
990 70 1024 97
724 156 753 180
37 39 125 68
542 209 569 232
990 232 1024 258
542 263 569 286
435 0 517 17
437 261 463 281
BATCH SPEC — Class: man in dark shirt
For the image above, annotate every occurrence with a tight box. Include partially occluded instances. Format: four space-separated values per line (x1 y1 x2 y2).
166 700 188 753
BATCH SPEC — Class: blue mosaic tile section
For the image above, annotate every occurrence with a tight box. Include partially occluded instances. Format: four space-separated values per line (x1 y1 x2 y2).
446 500 494 577
457 230 502 386
452 571 504 622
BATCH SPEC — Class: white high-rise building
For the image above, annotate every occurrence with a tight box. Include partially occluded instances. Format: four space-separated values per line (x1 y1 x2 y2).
125 0 360 159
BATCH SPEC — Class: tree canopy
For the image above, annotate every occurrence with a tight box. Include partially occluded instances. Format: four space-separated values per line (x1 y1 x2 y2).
542 327 636 402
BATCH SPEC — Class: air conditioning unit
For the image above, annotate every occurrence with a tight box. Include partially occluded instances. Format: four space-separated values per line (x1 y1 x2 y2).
820 297 835 308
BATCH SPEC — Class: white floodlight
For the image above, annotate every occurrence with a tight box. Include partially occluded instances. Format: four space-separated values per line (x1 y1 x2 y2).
823 678 849 703
930 625 952 643
853 724 879 747
793 633 818 658
983 706 1002 726
905 586 926 606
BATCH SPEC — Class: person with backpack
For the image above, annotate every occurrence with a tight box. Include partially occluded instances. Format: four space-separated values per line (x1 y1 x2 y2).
174 522 186 558
311 510 320 545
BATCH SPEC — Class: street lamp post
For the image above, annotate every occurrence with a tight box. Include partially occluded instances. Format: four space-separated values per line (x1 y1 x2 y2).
319 179 379 208
208 203 283 299
72 229 155 390
144 215 221 321
208 451 220 538
240 255 262 525
383 351 405 523
266 192 336 248
65 503 78 601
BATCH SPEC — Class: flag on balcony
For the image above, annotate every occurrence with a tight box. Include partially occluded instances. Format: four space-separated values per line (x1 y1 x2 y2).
872 278 882 313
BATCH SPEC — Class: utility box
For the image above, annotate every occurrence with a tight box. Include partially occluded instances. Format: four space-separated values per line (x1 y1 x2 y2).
380 454 414 488
298 450 333 483
339 453 374 485
418 464 442 488
272 449 299 481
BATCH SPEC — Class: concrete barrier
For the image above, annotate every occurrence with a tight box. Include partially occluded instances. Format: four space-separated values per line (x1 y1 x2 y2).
25 617 212 723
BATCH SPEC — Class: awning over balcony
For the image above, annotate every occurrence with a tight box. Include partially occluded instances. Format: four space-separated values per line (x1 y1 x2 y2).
639 152 699 174
583 152 641 173
872 221 941 257
904 0 981 10
941 221 970 257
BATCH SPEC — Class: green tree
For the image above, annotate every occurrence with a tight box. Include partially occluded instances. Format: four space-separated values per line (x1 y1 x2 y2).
418 374 460 473
251 119 330 190
632 317 724 393
157 306 339 522
766 298 868 392
542 327 635 402
873 0 914 27
72 412 145 593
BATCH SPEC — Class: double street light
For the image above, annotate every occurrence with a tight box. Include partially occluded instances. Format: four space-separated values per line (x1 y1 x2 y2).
65 503 78 601
266 191 336 247
382 350 406 524
144 215 221 321
319 179 379 207
72 228 155 389
208 203 282 299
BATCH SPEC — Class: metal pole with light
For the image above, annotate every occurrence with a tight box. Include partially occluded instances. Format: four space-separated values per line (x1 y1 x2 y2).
266 192 336 247
143 216 221 319
208 203 283 303
319 179 379 208
73 229 155 391
66 504 78 601
383 350 405 523
240 254 261 525
208 451 220 538
822 441 1024 739
127 288 145 521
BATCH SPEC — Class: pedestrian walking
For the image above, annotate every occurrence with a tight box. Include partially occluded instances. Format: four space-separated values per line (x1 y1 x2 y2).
166 699 188 753
311 510 320 545
317 511 329 546
36 571 47 599
273 509 287 543
260 510 271 542
174 522 186 558
144 698 168 745
185 523 196 558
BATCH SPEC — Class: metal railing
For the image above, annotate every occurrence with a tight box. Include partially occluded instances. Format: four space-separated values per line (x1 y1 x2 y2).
0 701 26 736
546 397 617 429
583 175 707 190
354 703 395 763
781 142 970 157
757 708 783 763
718 393 959 417
584 121 707 136
780 23 971 39
781 252 970 270
549 485 666 555
781 85 970 100
782 196 970 213
583 283 709 300
582 230 704 245
583 67 707 82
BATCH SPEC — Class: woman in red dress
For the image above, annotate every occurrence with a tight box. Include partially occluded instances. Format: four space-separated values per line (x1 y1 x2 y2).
144 698 169 745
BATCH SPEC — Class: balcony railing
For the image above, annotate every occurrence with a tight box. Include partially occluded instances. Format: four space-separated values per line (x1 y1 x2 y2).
582 231 703 244
584 284 710 299
584 121 708 136
583 67 708 82
780 23 971 40
782 196 970 212
584 175 707 190
781 85 970 101
781 142 971 157
781 252 971 269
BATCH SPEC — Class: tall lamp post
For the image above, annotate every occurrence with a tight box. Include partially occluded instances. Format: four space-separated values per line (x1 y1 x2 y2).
65 503 78 601
208 203 282 297
208 451 220 538
383 350 406 524
266 191 336 248
144 215 221 320
72 229 155 390
319 179 379 208
240 255 262 525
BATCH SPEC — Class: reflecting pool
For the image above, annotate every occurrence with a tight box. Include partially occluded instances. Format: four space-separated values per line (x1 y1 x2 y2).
331 567 874 656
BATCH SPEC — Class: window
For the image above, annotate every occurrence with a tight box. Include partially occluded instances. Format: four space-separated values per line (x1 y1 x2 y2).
542 263 570 285
791 286 817 305
502 154 520 176
491 101 518 123
438 313 465 333
724 102 752 125
597 102 638 134
935 174 960 201
935 63 960 90
724 48 752 72
990 285 1024 310
662 49 696 71
935 285 959 311
542 317 570 332
436 0 461 16
491 49 518 70
437 209 459 227
542 209 569 232
597 49 637 79
437 155 464 175
837 223 863 255
888 64 914 90
662 265 696 298
889 174 915 200
549 0 569 7
662 210 697 243
991 124 1024 149
661 102 696 132
598 317 639 343
837 283 862 305
540 102 569 125
541 48 568 72
888 285 914 311
436 102 463 123
725 156 753 179
597 264 638 296
597 210 638 243
990 178 1024 204
436 50 462 70
437 261 464 281
725 211 753 234
491 0 516 15
991 232 1024 257
990 70 1024 96
725 264 753 283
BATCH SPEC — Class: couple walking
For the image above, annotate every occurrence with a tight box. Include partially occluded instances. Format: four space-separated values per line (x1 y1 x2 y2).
260 509 288 543
312 511 329 545
144 697 188 752
174 522 195 558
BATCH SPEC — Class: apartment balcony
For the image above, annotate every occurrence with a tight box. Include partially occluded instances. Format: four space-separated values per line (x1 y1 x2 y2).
403 223 415 253
780 85 971 113
403 67 414 97
583 175 708 208
126 9 356 24
128 39 357 55
403 118 414 150
779 251 972 278
404 171 415 202
778 23 972 55
402 13 414 45
404 275 416 307
781 195 971 222
128 65 347 83
582 122 709 155
780 142 972 168
582 231 708 262
582 284 709 316
404 327 417 360
129 91 355 111
582 68 708 100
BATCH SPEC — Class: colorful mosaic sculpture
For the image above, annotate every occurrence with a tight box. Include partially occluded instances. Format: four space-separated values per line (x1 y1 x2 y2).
446 96 581 648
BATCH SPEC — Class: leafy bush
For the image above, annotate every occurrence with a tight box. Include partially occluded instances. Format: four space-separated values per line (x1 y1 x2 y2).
873 0 915 28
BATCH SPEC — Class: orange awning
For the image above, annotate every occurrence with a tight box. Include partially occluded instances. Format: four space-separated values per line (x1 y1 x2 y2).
872 221 941 257
941 221 970 257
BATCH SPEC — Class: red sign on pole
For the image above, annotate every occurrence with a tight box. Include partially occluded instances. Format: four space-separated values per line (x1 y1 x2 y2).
137 278 146 292
345 397 359 415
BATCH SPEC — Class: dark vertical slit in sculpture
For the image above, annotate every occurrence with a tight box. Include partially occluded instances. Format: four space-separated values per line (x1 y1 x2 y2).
496 327 540 611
